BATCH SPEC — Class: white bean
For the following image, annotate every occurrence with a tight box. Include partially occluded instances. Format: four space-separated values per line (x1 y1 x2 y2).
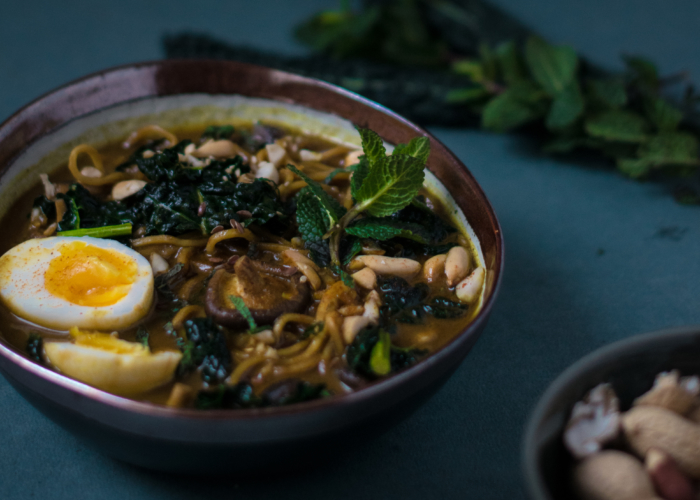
363 291 381 323
342 316 372 344
299 149 322 162
193 139 237 158
354 255 421 279
255 161 279 184
149 253 169 275
423 254 446 283
112 180 147 201
351 267 376 289
455 267 485 304
265 143 287 167
344 149 363 167
80 166 102 178
445 246 470 287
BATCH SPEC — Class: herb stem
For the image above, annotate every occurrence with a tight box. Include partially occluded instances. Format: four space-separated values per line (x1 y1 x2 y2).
57 223 133 238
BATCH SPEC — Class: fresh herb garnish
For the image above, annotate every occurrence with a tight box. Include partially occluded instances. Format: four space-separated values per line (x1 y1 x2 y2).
228 295 268 334
291 128 430 267
57 222 132 238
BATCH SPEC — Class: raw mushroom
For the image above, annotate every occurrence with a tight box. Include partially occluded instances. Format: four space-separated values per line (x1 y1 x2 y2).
205 256 311 329
564 383 621 459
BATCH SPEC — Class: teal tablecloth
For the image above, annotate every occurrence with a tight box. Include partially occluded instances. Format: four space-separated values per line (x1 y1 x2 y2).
1 1 699 498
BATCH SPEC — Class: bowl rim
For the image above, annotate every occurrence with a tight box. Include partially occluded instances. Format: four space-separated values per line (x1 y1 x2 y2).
521 324 700 500
0 58 504 422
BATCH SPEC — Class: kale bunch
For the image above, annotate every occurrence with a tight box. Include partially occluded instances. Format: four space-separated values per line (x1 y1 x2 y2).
34 140 290 237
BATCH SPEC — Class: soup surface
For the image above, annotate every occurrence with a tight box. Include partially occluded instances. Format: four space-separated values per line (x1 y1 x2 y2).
0 121 485 409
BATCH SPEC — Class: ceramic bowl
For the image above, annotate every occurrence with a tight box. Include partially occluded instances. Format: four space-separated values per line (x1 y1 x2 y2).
0 59 503 473
523 326 700 499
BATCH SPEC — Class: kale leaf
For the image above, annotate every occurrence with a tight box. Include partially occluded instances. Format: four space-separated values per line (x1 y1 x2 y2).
177 318 232 385
378 276 468 325
346 326 426 378
26 333 44 364
56 184 133 232
194 381 328 409
32 195 56 220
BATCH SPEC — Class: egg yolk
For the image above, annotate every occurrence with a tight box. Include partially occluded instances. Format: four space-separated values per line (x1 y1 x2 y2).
69 326 150 355
44 241 138 307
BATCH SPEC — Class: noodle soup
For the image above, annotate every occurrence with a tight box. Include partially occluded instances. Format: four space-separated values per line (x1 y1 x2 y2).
0 121 485 409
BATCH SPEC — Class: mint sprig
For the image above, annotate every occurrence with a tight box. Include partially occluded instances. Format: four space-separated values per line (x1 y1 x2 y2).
292 127 430 266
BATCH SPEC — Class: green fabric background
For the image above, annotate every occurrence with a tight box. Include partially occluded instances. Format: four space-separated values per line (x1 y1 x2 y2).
1 1 699 498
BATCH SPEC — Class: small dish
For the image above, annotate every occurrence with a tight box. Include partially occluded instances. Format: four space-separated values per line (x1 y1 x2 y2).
523 325 700 499
0 59 503 473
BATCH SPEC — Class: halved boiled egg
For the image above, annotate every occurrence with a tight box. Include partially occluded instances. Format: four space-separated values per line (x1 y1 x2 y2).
44 327 182 395
0 236 154 331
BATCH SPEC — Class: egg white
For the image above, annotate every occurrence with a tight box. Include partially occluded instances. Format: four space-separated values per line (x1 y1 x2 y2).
0 236 154 331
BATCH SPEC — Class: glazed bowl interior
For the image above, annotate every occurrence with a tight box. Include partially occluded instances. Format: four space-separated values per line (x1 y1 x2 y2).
0 60 503 472
523 326 700 500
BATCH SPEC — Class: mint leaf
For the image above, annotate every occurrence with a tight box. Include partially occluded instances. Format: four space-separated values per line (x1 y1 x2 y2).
354 154 425 217
525 36 578 96
644 98 683 132
624 55 659 89
638 132 699 166
229 295 257 331
587 78 627 109
495 40 527 85
341 236 363 265
445 86 490 104
358 128 386 168
324 162 359 184
350 156 370 199
331 264 354 287
482 82 545 132
346 217 429 243
585 111 649 143
392 136 431 165
287 164 346 223
617 158 652 178
546 80 584 130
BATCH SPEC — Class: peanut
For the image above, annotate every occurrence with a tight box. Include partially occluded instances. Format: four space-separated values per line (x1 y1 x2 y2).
354 255 421 279
445 246 470 286
423 254 446 283
573 450 660 500
623 406 700 479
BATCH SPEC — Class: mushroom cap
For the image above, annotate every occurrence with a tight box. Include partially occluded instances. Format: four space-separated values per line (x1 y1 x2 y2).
205 256 311 329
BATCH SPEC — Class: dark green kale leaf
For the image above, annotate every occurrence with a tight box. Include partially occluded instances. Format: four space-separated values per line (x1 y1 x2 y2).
56 184 134 232
378 276 468 325
177 318 232 385
378 276 430 325
390 196 457 243
32 195 56 220
194 381 328 409
347 326 426 378
296 187 332 266
26 333 44 364
135 328 150 349
201 125 235 141
195 382 263 409
134 182 203 235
